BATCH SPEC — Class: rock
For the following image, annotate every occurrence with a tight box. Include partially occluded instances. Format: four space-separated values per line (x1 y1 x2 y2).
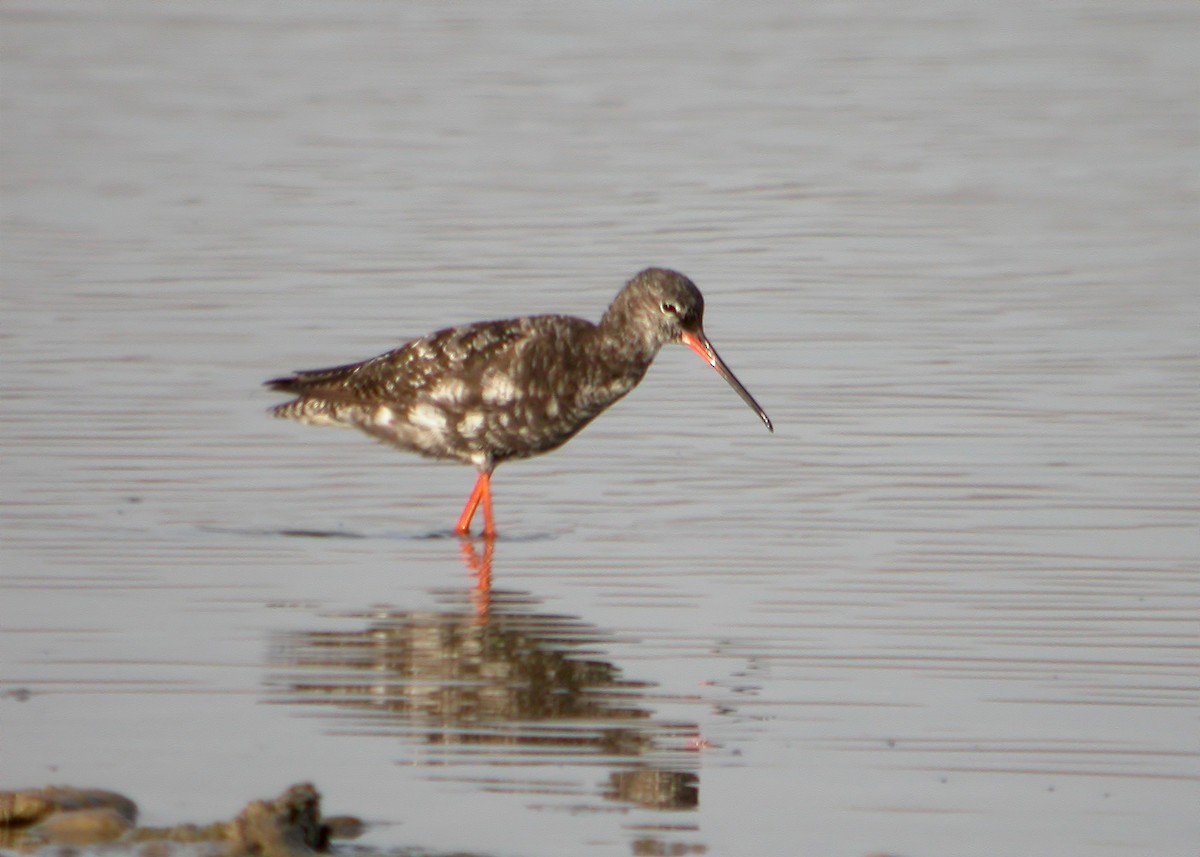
223 782 327 857
26 807 134 845
1 782 362 854
0 782 138 825
0 790 56 827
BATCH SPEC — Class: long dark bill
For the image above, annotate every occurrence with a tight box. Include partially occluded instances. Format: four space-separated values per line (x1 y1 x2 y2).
681 331 774 433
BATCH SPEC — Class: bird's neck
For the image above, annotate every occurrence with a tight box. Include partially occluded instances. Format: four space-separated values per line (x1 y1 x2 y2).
596 304 663 368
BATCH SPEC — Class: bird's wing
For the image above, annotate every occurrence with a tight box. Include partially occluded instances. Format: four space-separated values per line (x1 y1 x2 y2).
265 318 539 405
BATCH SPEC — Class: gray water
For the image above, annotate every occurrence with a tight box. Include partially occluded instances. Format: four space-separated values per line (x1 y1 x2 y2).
2 2 1197 856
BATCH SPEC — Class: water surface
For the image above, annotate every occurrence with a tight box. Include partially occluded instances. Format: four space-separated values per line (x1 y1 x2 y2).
2 2 1197 856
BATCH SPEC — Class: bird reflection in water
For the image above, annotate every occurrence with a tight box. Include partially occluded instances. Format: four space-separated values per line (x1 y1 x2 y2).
265 546 698 811
459 537 494 620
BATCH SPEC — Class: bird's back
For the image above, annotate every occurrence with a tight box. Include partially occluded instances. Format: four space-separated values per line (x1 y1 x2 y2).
269 318 533 412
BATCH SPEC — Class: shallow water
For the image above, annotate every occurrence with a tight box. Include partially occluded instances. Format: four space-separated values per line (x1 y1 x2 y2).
2 1 1198 856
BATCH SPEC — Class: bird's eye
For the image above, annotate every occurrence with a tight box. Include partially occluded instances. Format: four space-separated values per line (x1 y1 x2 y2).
660 301 678 316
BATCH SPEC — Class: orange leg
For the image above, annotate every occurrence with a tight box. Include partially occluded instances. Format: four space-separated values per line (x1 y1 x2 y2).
480 472 495 537
454 469 496 537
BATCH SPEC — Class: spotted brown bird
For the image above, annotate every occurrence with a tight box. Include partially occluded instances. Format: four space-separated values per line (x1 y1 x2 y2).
267 267 773 536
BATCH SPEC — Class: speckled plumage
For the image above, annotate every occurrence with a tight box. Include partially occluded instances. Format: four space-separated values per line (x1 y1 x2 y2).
267 267 772 536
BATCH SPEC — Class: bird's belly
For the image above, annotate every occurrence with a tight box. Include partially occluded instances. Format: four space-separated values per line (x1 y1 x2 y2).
362 401 471 463
360 398 599 466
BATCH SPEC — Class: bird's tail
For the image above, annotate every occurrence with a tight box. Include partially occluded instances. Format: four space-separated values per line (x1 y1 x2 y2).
265 359 385 427
269 395 367 428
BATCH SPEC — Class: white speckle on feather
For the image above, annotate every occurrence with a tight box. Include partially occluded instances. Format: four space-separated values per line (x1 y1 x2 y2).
374 405 395 426
469 451 490 469
407 402 448 431
458 410 485 435
482 373 518 405
430 377 468 404
545 399 559 418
